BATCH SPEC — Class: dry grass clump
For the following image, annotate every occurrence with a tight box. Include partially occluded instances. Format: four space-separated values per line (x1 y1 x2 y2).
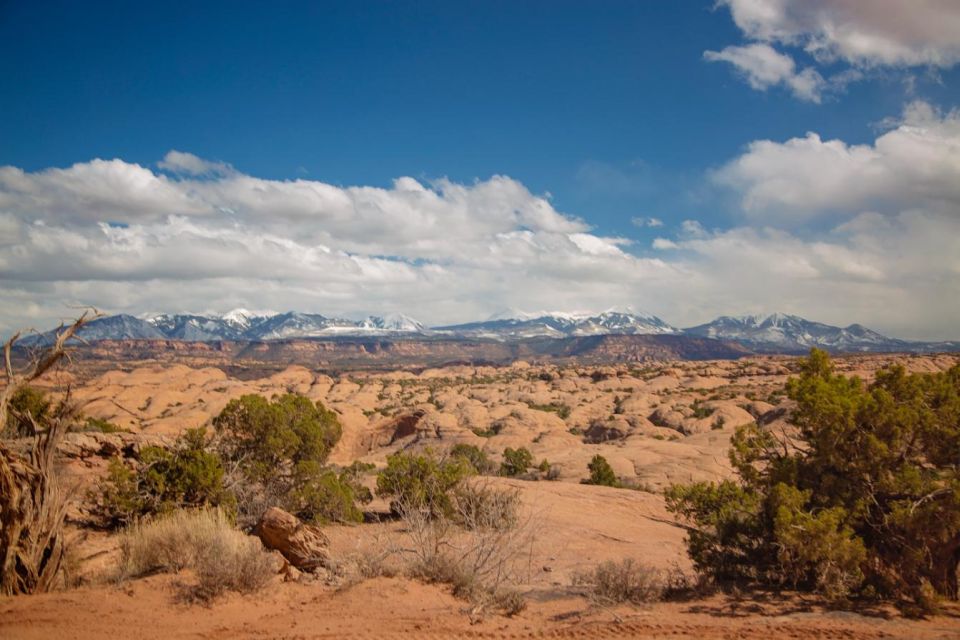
574 558 664 605
119 508 274 600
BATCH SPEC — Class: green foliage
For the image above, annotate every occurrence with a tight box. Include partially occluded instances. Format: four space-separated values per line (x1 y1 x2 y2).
690 401 715 420
287 459 375 524
526 402 571 420
376 449 473 517
449 443 496 475
770 483 866 600
288 463 364 524
499 447 533 477
666 349 960 609
584 454 619 487
98 428 234 527
211 393 367 524
80 416 129 433
214 393 342 486
4 386 51 437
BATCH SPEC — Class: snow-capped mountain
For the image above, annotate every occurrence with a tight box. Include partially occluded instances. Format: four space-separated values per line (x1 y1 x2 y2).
682 313 920 353
19 309 959 354
148 313 247 341
17 314 168 346
436 309 677 340
218 308 277 333
21 309 429 345
361 313 425 333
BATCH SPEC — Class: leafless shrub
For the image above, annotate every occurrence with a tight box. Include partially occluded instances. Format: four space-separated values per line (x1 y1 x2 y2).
337 531 402 591
119 508 274 601
573 558 665 605
395 481 538 617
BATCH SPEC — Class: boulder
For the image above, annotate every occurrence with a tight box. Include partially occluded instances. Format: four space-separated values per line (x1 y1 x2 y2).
254 507 330 571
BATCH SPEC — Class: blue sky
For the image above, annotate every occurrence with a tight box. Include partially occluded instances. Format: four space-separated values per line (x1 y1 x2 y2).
1 1 959 338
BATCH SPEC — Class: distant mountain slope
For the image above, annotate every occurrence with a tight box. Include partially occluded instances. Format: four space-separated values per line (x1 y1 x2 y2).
437 310 677 340
682 313 956 354
19 314 167 345
17 309 959 354
21 309 429 345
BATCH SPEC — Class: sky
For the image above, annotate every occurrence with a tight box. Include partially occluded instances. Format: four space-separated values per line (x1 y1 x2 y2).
1 0 959 340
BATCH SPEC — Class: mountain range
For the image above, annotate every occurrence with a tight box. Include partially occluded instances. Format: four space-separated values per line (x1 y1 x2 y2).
19 309 959 355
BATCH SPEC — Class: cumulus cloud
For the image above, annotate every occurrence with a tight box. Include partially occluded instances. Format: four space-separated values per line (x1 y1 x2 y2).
704 43 826 102
713 101 960 220
0 155 684 333
1 146 958 340
651 211 960 339
710 1 960 99
720 0 960 68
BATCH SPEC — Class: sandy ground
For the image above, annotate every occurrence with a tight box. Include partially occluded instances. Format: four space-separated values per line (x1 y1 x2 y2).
3 477 959 639
3 574 959 639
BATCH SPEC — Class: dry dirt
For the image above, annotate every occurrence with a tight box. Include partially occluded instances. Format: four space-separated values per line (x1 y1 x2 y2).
3 353 960 639
3 573 959 639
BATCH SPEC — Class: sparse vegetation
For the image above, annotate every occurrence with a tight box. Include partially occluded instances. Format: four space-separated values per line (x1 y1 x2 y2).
396 481 535 617
96 428 234 527
499 447 533 477
526 402 571 419
211 393 367 526
287 464 369 524
79 416 129 433
583 454 619 487
449 443 496 475
690 401 715 419
376 449 473 518
4 386 51 437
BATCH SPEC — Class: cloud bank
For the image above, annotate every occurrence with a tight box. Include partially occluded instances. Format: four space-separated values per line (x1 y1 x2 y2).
1 107 958 341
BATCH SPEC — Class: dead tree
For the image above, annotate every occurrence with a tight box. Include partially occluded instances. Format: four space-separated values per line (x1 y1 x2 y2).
0 311 97 595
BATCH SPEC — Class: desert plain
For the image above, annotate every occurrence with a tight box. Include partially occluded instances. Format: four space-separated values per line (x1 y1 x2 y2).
2 352 960 639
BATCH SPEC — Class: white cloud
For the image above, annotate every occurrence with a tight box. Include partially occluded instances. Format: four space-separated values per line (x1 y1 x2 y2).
652 238 678 250
651 212 960 339
631 216 663 228
720 0 960 68
704 43 826 102
0 155 684 333
710 1 960 100
1 148 958 340
713 101 960 220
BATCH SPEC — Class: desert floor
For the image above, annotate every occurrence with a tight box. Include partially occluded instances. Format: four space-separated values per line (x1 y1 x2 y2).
3 354 960 639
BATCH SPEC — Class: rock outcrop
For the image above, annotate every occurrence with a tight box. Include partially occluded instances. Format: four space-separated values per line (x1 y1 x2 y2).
254 507 330 571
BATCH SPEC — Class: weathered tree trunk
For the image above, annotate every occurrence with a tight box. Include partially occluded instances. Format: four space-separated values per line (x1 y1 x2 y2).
0 312 96 595
928 539 960 601
0 420 70 595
